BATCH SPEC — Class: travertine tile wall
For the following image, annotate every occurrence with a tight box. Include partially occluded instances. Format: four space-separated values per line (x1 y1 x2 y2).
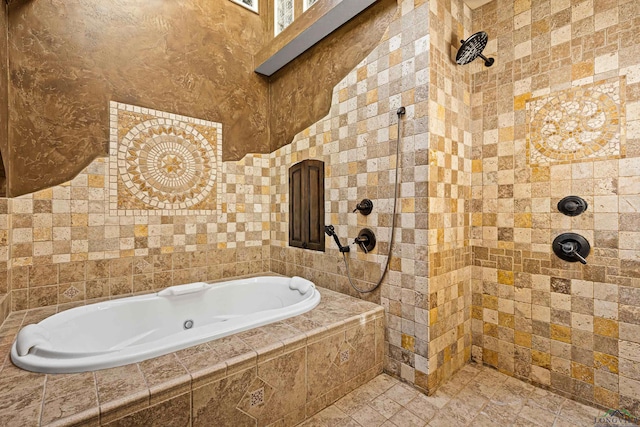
6 148 271 311
270 0 432 390
270 0 475 395
423 0 473 392
469 0 640 416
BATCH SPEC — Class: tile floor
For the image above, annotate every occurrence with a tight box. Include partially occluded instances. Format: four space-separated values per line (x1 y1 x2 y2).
299 363 632 427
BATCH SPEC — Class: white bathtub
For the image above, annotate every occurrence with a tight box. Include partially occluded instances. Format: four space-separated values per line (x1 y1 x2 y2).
11 276 320 374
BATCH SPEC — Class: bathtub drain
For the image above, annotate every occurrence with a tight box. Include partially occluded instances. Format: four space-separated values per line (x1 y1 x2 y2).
183 319 194 330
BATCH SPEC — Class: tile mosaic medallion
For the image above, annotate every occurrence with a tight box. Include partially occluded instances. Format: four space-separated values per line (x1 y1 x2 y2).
526 78 626 165
109 101 222 216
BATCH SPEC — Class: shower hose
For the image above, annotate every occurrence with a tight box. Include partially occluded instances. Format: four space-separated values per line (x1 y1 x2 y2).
342 106 406 293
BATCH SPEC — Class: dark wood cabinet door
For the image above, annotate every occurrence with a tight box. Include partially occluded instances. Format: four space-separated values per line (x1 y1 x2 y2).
289 159 325 251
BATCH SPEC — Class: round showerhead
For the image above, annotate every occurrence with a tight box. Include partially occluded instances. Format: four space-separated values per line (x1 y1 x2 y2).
456 31 494 67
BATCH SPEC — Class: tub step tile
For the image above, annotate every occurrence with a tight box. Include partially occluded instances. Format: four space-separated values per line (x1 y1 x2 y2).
255 347 307 426
139 354 192 405
41 372 98 426
192 366 258 427
95 364 150 424
0 384 43 427
103 392 191 427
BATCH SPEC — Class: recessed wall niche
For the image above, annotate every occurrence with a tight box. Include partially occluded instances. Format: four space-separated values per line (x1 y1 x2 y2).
109 102 222 216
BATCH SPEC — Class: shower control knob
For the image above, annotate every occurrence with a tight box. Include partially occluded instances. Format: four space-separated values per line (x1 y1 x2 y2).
557 196 588 216
354 228 376 254
353 199 373 215
552 233 590 264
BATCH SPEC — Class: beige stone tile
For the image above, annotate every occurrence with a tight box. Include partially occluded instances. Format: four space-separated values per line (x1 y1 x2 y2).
334 390 370 416
334 418 361 427
389 407 427 427
41 372 98 426
255 347 306 426
139 353 189 388
305 405 350 426
238 321 300 351
383 382 419 406
422 387 453 409
138 353 190 404
518 401 557 426
426 411 465 427
469 413 503 427
513 416 548 427
192 367 257 427
95 364 148 404
355 373 397 397
479 401 521 425
0 363 45 396
554 416 592 427
0 384 43 427
443 396 485 424
557 399 601 425
104 392 190 427
368 394 402 419
404 393 437 422
307 331 346 402
351 404 387 427
527 387 567 414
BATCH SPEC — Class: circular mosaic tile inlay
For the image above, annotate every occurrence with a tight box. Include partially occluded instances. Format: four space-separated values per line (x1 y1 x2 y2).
530 88 619 161
118 120 216 210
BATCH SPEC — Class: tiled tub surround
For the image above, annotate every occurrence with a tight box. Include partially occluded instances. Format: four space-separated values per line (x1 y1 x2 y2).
0 286 384 426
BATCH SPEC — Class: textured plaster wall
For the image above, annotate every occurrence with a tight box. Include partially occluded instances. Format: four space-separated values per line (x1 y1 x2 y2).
469 0 640 416
7 0 270 197
4 0 397 198
0 2 7 195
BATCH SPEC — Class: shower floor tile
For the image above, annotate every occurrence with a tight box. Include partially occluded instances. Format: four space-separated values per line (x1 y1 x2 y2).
298 363 633 427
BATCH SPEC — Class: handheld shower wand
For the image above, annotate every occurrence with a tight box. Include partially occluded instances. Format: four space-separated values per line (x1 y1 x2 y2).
330 106 406 294
324 225 350 253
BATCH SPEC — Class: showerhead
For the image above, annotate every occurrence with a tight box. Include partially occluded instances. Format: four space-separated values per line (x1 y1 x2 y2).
456 31 494 67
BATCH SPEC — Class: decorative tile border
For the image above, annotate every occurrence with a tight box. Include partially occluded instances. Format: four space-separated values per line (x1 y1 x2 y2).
109 102 223 216
526 78 626 166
